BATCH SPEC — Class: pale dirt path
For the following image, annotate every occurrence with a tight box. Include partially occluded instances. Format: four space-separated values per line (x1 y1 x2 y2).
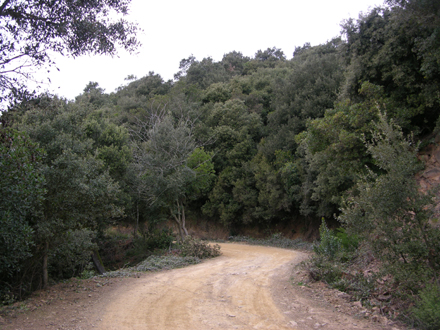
98 243 301 330
95 243 404 330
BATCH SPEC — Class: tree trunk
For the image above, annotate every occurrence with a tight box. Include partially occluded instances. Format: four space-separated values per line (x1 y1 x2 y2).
176 220 184 242
43 241 48 289
134 192 139 238
92 250 106 275
171 200 188 242
181 202 188 236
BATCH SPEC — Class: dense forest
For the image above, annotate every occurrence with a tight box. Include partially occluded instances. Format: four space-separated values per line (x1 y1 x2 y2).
1 0 440 327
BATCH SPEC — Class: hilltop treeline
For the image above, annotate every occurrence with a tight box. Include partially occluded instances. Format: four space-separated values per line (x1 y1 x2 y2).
1 0 440 318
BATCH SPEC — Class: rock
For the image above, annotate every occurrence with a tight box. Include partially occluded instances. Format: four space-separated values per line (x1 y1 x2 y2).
377 294 391 301
423 168 440 180
336 292 350 299
352 301 363 308
434 149 440 162
380 316 389 324
289 321 298 327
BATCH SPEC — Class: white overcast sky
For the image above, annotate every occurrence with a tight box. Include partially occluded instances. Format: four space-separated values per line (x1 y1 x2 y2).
39 0 383 100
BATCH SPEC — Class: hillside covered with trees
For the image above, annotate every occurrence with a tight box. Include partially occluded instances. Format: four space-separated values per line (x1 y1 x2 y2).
1 0 440 327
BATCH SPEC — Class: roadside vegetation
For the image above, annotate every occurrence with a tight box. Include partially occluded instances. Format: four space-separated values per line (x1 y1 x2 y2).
308 116 440 329
96 234 221 279
229 233 313 251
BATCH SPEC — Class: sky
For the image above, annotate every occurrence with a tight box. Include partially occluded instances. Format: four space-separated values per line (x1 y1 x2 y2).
38 0 383 100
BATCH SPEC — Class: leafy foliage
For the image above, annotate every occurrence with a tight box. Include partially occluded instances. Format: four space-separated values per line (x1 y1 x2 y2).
48 229 97 280
339 114 440 292
412 283 440 330
313 219 342 260
0 0 139 108
341 3 440 132
0 129 45 280
229 233 313 250
135 255 201 272
179 236 221 259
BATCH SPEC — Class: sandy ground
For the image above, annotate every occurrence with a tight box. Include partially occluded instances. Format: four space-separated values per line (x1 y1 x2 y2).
1 243 407 330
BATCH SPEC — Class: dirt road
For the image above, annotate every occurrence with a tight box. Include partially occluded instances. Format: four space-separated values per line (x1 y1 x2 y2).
98 243 300 329
2 243 406 330
96 243 403 330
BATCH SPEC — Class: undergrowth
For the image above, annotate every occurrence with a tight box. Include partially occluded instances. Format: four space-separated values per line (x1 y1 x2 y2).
229 233 313 250
100 236 221 278
101 255 202 278
179 236 221 259
306 219 440 329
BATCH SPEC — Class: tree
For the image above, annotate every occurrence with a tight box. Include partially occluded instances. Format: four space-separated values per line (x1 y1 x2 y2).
296 82 391 218
0 128 45 290
262 39 345 161
243 47 287 74
221 51 250 76
339 113 440 291
340 4 440 132
131 105 214 241
0 0 140 108
15 96 124 287
254 47 286 62
201 99 263 227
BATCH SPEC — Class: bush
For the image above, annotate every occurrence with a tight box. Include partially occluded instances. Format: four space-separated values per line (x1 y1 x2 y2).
307 254 343 284
228 233 313 250
135 255 201 272
98 235 135 270
143 228 174 250
339 114 440 293
412 284 440 330
48 229 97 280
100 255 202 278
313 219 342 259
179 236 221 259
335 227 359 252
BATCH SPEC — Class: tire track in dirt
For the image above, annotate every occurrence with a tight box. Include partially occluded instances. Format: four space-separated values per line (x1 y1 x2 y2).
97 243 301 330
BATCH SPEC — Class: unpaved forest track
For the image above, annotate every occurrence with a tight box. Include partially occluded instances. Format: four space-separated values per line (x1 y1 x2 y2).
98 243 300 329
2 243 407 330
96 243 405 330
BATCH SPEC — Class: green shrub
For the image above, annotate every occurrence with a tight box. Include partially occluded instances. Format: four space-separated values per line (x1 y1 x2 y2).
80 267 97 279
123 229 174 265
49 229 97 279
143 228 174 250
307 254 342 284
313 219 342 259
228 234 313 250
334 273 375 302
339 114 440 293
135 255 201 272
335 228 359 252
179 236 221 259
412 284 440 330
